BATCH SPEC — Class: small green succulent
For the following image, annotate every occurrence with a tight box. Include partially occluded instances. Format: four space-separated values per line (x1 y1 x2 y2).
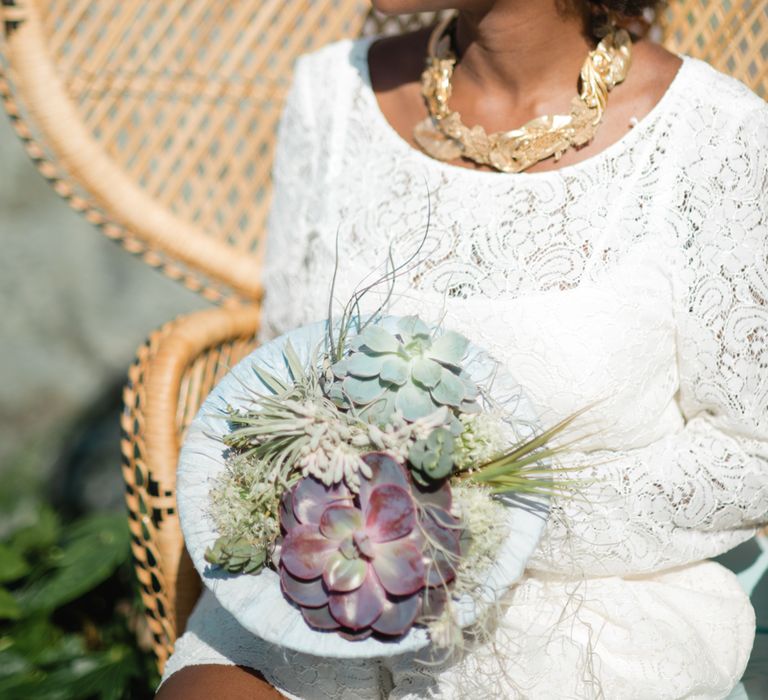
204 535 267 575
408 426 456 485
330 316 480 423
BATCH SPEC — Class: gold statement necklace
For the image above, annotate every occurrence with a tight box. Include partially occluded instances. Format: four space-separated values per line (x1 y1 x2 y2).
413 14 633 173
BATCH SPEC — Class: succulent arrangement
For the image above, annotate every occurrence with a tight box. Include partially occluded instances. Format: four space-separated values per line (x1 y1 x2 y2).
205 314 581 646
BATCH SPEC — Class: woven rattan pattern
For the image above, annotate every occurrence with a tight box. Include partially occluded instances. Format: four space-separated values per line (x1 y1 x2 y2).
662 0 768 99
0 72 232 302
120 306 260 669
121 325 178 667
0 3 447 302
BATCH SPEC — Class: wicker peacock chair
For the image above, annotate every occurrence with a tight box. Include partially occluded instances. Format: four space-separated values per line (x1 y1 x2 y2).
1 0 766 675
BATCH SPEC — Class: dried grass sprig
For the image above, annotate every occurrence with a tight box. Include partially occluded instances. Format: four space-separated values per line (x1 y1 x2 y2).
327 181 434 362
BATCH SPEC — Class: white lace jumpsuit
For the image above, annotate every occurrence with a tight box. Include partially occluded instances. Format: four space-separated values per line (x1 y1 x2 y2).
162 37 768 699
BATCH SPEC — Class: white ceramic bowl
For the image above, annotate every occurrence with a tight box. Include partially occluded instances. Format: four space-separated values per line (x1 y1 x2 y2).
177 316 549 659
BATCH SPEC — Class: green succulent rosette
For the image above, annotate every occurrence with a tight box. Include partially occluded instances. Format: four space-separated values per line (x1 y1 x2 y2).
329 315 481 424
407 426 455 485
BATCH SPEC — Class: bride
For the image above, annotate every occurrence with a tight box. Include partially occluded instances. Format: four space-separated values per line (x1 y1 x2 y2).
158 1 768 697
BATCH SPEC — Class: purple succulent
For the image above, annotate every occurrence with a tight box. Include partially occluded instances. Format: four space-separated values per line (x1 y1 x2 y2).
278 452 461 640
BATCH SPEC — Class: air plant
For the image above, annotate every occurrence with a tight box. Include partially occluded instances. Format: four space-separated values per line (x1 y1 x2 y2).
223 341 458 491
278 452 461 639
223 340 375 490
325 194 434 364
330 316 480 423
459 408 595 496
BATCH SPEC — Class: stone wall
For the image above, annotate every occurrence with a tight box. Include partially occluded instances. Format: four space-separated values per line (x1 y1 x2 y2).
0 111 206 514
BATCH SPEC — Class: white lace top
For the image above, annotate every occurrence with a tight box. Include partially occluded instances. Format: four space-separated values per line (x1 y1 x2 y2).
163 37 768 699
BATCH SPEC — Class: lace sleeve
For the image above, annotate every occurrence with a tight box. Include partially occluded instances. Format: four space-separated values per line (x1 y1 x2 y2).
673 105 768 532
530 106 768 578
257 55 317 344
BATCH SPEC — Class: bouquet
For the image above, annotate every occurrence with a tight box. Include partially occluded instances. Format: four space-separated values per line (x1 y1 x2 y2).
178 305 585 657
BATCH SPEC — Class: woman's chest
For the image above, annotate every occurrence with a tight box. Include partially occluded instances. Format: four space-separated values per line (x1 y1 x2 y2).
288 184 683 448
278 142 687 442
307 143 672 301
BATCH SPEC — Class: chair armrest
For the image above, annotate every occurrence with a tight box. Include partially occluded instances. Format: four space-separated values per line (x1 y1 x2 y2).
121 304 261 673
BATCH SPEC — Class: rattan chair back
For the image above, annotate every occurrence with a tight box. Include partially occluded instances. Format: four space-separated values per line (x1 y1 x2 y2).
662 0 767 99
0 2 445 303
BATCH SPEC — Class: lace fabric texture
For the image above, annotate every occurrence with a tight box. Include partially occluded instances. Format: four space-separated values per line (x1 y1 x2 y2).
163 37 768 698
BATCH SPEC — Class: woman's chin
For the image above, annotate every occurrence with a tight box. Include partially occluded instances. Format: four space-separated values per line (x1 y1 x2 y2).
370 0 454 15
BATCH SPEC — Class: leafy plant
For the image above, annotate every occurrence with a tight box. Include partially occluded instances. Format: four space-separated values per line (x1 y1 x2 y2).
0 506 157 699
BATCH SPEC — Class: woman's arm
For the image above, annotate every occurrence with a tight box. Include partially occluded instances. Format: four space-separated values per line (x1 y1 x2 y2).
530 104 768 578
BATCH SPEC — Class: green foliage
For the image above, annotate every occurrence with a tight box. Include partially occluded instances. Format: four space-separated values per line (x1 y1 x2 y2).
0 588 21 621
15 514 130 615
0 545 30 585
0 506 158 699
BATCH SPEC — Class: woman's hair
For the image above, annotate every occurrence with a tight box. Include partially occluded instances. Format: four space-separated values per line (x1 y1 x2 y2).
587 0 662 17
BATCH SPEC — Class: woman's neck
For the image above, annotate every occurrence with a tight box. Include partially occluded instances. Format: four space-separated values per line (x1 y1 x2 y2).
453 0 594 100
